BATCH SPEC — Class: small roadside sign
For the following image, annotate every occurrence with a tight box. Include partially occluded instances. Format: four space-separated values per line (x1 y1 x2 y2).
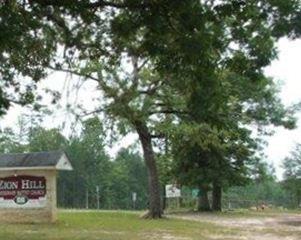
165 184 181 198
192 189 200 198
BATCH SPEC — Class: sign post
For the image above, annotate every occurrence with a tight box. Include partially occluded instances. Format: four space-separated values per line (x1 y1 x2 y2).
132 192 137 209
96 186 100 210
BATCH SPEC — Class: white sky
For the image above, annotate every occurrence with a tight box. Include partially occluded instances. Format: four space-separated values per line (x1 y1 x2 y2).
264 38 301 179
1 37 301 179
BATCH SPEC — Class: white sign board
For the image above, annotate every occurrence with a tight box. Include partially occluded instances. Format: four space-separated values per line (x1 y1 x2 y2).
165 184 181 198
0 175 47 208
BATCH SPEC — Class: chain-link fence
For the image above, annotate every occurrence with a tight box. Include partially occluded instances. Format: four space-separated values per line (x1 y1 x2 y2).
57 184 300 211
164 186 300 211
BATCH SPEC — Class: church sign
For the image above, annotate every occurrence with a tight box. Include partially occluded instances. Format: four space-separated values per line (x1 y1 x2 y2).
0 151 73 223
0 175 46 208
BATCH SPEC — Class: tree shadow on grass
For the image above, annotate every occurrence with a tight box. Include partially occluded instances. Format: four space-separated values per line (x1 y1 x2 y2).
278 217 301 227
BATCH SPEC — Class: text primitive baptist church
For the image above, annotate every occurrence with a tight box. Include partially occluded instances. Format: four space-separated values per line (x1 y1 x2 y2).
0 151 72 223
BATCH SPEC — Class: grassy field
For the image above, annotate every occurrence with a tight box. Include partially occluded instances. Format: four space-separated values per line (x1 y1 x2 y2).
0 210 300 240
0 210 234 240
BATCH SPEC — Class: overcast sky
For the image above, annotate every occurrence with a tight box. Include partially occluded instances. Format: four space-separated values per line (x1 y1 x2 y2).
1 37 301 179
264 38 301 178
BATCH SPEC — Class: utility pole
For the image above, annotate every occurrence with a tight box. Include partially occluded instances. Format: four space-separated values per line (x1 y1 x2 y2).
86 189 89 209
96 186 100 210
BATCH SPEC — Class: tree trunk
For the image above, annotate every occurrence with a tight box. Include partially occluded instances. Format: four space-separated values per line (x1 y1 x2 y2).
134 120 162 218
197 186 211 211
162 185 166 211
212 182 222 211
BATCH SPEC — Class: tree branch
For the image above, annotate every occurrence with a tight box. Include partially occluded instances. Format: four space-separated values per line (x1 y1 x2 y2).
150 133 165 139
31 0 150 9
6 98 26 106
148 109 188 115
87 0 150 9
79 108 105 117
131 55 139 90
137 59 149 71
48 65 99 82
138 79 163 96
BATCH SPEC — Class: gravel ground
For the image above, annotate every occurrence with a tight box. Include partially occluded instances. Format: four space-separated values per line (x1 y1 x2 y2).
168 212 301 240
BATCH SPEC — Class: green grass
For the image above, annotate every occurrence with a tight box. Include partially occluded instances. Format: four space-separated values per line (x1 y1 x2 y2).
0 210 235 240
168 207 301 218
0 209 299 240
219 208 301 218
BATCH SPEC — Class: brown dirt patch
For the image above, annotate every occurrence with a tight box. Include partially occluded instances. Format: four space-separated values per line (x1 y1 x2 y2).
168 212 301 240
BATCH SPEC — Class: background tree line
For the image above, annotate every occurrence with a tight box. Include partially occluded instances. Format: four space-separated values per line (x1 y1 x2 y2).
0 116 149 210
1 114 300 210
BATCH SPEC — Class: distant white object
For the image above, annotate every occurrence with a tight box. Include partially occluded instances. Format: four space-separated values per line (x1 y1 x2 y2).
132 192 137 202
165 184 181 198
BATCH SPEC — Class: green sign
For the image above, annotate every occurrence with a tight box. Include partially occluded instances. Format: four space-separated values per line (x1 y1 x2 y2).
192 189 200 198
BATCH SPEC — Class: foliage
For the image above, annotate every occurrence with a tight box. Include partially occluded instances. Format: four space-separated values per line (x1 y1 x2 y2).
28 127 68 152
282 143 301 207
108 148 148 209
225 162 289 208
59 118 112 208
0 1 57 115
168 76 296 211
225 181 288 207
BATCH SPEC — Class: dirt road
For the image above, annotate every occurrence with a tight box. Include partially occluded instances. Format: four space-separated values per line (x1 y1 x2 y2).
169 212 301 240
